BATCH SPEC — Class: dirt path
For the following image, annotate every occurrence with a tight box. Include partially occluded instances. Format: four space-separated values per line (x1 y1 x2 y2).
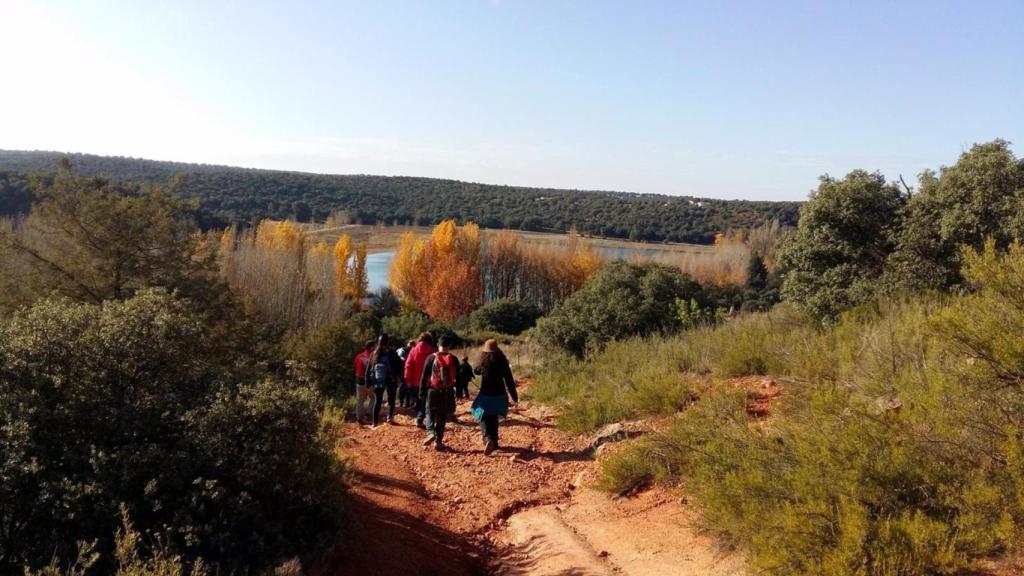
317 384 744 576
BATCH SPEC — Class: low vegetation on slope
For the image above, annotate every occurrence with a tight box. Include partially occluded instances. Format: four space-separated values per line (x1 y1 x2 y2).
542 243 1024 575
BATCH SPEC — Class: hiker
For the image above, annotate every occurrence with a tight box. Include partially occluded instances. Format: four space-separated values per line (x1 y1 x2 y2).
403 332 436 428
419 335 460 451
396 339 414 408
456 355 475 400
367 334 401 427
353 340 376 424
471 339 519 454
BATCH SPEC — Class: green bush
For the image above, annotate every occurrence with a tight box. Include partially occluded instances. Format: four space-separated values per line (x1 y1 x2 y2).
0 290 347 573
469 299 542 335
535 260 700 357
286 314 376 400
381 310 432 343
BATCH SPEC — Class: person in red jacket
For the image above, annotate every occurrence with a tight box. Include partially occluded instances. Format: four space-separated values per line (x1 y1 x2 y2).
353 340 375 424
403 332 436 429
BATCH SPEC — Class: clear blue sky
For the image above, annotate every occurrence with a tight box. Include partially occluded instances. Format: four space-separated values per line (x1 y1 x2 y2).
1 0 1021 200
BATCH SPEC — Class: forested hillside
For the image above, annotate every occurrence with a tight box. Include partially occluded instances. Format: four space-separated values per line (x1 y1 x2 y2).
0 150 799 243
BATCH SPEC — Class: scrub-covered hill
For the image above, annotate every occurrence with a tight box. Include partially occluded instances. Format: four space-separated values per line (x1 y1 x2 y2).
0 150 799 242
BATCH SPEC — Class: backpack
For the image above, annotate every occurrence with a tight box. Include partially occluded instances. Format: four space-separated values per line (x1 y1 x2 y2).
429 353 456 389
369 356 391 389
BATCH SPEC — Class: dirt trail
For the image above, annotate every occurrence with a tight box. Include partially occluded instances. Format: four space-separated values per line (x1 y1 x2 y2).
318 383 744 576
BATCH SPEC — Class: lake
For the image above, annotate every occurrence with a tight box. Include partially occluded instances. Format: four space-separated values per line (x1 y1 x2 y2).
366 251 394 293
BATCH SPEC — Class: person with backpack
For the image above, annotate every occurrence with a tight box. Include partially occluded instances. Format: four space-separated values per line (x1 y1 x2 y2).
353 340 376 425
367 334 401 427
456 355 475 400
403 332 436 429
419 335 460 451
471 339 519 454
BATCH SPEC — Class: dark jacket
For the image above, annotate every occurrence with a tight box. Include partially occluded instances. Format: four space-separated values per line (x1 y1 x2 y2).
474 351 518 402
458 361 475 387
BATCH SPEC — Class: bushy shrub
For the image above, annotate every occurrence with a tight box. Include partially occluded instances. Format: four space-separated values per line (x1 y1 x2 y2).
535 260 700 357
776 170 906 322
0 290 347 573
469 298 542 335
286 313 376 399
381 310 432 343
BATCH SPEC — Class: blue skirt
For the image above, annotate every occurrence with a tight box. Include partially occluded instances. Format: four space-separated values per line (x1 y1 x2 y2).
471 394 509 421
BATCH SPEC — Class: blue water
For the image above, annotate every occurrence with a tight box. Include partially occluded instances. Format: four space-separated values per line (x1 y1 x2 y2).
366 251 394 293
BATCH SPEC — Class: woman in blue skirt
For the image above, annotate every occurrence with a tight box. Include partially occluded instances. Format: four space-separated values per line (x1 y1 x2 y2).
471 339 519 454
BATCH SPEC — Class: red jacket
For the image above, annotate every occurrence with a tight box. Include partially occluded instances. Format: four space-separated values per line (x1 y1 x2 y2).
403 341 436 388
354 350 371 380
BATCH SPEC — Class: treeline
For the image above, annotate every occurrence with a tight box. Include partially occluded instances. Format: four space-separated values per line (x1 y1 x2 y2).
0 150 800 243
389 222 604 320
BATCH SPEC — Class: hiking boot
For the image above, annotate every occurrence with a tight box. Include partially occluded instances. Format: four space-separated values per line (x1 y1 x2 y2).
434 443 445 452
484 438 495 455
415 419 425 429
422 432 436 446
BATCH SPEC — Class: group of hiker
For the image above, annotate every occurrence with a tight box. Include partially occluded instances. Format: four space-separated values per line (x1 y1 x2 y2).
353 332 519 452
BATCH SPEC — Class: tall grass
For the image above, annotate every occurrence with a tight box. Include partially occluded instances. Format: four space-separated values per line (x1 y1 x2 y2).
219 220 361 331
643 219 787 286
531 304 815 433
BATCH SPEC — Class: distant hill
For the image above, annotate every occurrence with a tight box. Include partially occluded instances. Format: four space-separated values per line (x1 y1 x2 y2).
0 150 800 243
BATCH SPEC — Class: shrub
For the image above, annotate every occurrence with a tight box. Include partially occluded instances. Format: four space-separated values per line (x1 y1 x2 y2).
382 310 432 343
469 298 542 335
535 260 700 357
286 313 376 399
0 290 347 573
776 170 905 322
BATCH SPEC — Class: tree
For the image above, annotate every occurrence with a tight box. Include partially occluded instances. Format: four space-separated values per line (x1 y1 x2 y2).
776 170 905 321
746 253 768 290
885 139 1024 291
535 260 700 357
0 164 209 307
470 299 543 335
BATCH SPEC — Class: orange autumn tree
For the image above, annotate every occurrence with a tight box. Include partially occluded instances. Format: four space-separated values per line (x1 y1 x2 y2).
390 220 483 321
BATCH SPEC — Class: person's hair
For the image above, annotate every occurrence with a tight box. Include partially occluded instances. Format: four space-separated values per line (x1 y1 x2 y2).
437 335 452 348
462 356 469 361
369 334 388 365
480 348 508 370
417 332 435 347
364 340 376 351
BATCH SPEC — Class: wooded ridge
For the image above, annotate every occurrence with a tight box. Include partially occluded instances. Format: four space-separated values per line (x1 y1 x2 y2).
0 150 799 243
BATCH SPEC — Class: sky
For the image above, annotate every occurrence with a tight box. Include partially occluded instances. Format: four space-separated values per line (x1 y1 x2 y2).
0 1 1021 201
